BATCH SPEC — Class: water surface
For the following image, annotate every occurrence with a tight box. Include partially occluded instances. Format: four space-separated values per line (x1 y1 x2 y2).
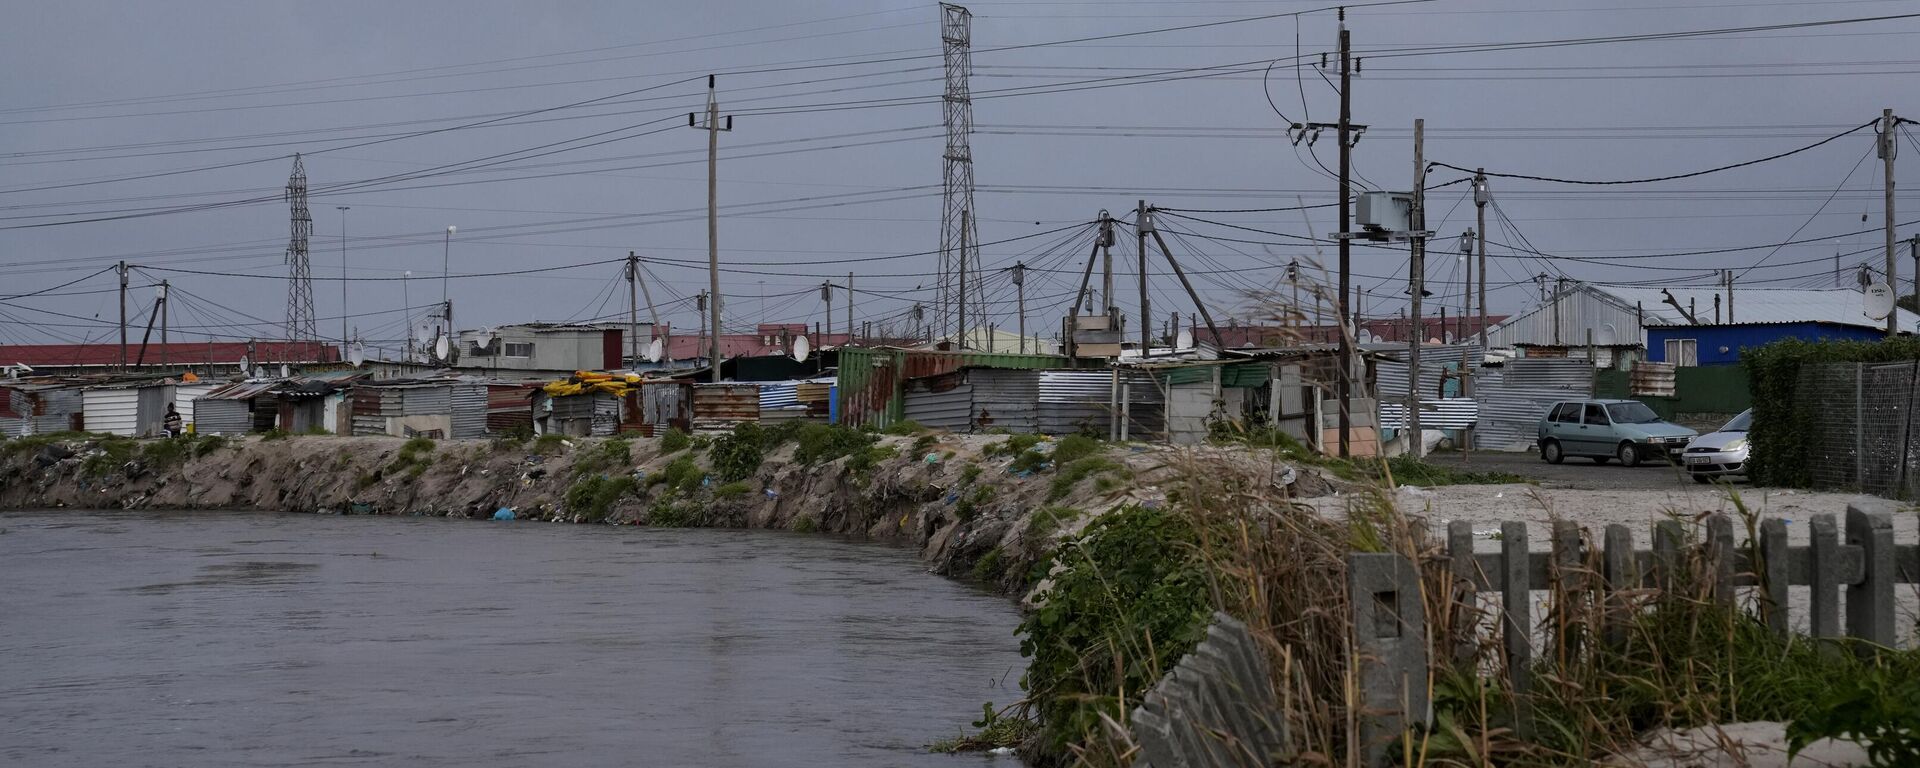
0 511 1025 767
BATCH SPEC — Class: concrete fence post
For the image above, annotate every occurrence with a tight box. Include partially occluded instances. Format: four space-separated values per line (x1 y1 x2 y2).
1447 520 1477 662
1499 521 1532 737
1846 502 1895 650
1348 552 1429 767
1601 524 1635 648
1758 518 1791 638
1809 513 1842 640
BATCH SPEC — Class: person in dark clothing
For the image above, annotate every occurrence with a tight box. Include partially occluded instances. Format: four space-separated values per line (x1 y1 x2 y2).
163 405 183 438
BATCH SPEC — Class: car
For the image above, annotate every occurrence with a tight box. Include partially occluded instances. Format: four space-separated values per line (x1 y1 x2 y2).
1682 409 1751 483
1537 399 1698 467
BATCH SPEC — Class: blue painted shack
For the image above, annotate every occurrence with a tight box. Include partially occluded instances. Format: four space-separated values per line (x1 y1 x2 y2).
1646 321 1888 366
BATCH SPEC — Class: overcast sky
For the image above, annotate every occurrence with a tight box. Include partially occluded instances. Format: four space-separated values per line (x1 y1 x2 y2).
3 0 1918 355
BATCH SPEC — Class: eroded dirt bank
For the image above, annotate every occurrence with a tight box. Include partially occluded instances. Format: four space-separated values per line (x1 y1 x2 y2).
0 431 1319 592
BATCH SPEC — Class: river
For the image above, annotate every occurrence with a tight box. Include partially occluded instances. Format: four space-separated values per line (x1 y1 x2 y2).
0 511 1027 767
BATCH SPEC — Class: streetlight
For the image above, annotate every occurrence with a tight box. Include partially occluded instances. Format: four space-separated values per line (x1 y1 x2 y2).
336 206 350 351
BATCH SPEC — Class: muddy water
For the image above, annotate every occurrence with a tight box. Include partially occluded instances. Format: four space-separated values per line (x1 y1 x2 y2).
0 511 1026 767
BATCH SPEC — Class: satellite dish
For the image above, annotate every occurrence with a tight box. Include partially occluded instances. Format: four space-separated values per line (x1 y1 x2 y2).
474 327 496 349
1175 328 1194 350
792 335 812 363
1357 330 1377 344
237 356 250 374
645 338 664 364
1596 323 1618 346
348 343 366 367
433 334 451 361
1865 282 1896 321
279 364 290 378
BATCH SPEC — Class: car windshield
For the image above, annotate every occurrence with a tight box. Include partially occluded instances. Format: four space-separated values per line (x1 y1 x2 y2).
1605 402 1663 424
1721 410 1752 432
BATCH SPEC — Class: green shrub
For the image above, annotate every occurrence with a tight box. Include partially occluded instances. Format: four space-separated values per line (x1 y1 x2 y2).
846 444 895 475
791 423 876 465
1047 457 1126 501
985 433 1043 458
1010 448 1050 474
971 547 1006 582
386 436 437 475
80 438 139 478
497 423 535 442
533 433 567 455
1788 655 1920 764
911 433 937 457
714 481 751 499
709 422 766 481
659 427 692 453
301 425 330 436
651 454 705 494
1018 504 1209 751
1743 337 1920 487
1051 434 1105 465
192 434 229 458
792 516 819 534
571 438 632 476
882 419 926 436
955 484 993 521
140 437 196 468
261 428 291 441
646 496 699 527
1027 506 1081 540
959 463 982 485
564 474 637 522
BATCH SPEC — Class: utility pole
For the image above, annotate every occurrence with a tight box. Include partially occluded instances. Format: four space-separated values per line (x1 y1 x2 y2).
846 271 854 341
636 253 661 357
1335 9 1354 458
958 208 971 349
939 3 979 346
1910 234 1920 310
159 281 169 367
689 75 733 382
1474 168 1490 347
117 261 128 371
822 281 834 349
1724 268 1735 323
1883 107 1899 336
697 290 709 368
627 252 641 368
1409 118 1427 459
1013 261 1027 354
1458 231 1474 341
336 206 350 350
1137 199 1151 357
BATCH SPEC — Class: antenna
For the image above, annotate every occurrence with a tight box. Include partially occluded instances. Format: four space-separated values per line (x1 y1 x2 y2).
284 155 316 341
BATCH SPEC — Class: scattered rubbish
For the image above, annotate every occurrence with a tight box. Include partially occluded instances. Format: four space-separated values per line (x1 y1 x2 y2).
924 453 940 464
764 488 779 499
493 508 515 521
944 492 959 505
701 475 712 487
1494 492 1504 499
988 747 1015 756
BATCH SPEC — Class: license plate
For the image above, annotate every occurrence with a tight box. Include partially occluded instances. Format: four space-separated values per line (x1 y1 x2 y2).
1685 456 1711 465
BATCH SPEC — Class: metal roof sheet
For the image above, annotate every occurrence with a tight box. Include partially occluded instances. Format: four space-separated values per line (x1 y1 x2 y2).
1490 285 1919 346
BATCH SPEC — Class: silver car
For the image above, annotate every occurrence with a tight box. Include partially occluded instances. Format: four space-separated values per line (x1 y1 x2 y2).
1683 409 1751 483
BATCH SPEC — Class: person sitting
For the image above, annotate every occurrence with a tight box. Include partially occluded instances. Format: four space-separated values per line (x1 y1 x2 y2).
162 405 183 438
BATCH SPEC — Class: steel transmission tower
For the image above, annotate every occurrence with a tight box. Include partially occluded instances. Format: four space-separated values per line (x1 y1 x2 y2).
284 154 316 342
939 3 979 347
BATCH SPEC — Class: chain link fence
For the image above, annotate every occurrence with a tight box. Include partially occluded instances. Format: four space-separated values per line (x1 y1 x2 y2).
1801 361 1920 497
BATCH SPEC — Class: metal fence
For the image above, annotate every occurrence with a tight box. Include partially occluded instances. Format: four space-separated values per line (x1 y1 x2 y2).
1800 361 1920 497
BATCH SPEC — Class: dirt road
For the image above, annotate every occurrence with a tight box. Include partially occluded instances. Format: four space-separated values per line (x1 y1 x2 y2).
1424 448 1702 490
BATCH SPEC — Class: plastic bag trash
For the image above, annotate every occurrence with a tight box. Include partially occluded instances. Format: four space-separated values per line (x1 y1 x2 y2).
764 488 779 499
989 747 1015 755
944 492 959 505
925 452 940 464
493 508 515 521
702 475 711 487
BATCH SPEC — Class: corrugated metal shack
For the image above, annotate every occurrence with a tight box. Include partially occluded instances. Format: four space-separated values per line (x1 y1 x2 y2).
172 381 217 430
692 383 759 432
0 380 87 437
633 380 691 436
487 384 536 434
837 347 1074 429
892 367 1164 437
1471 358 1595 451
349 380 490 439
534 390 621 437
195 380 283 435
82 380 175 437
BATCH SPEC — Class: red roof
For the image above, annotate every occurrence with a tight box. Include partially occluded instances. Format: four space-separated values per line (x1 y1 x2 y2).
0 340 341 368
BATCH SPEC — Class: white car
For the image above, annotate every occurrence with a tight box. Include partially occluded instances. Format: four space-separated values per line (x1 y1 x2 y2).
1682 409 1751 483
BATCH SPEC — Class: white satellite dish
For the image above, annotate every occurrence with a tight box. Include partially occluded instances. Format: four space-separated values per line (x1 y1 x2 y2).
474 327 496 350
1596 323 1618 346
645 338 664 364
237 356 250 374
433 334 451 361
1357 330 1377 344
348 343 366 367
1865 282 1896 321
279 364 290 378
792 335 812 363
1175 328 1194 350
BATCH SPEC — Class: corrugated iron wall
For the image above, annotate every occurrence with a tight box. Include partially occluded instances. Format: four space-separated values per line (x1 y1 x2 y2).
591 394 621 436
193 399 253 436
401 385 451 416
1472 359 1594 451
451 384 488 438
903 374 973 432
970 369 1039 433
486 385 533 433
692 384 758 431
82 389 140 437
838 347 1070 428
640 382 692 435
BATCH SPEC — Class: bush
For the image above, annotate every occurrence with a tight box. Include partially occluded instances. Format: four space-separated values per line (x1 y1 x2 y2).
533 433 567 455
1009 447 1050 474
791 423 876 465
959 463 982 485
882 419 926 436
971 547 1006 582
651 454 705 494
387 436 436 475
659 427 691 453
192 434 229 458
911 433 938 457
955 484 993 521
846 444 895 475
80 438 139 478
261 428 291 441
1018 504 1210 751
985 433 1043 458
564 474 636 522
140 436 196 468
792 516 819 534
646 496 699 527
1047 457 1126 502
571 438 632 476
1743 337 1920 487
1051 434 1105 465
709 422 766 481
1026 505 1080 540
714 480 751 499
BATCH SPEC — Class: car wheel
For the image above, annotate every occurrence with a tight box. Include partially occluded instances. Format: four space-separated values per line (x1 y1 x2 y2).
1541 439 1564 464
1593 456 1611 465
1617 442 1641 468
1692 474 1711 484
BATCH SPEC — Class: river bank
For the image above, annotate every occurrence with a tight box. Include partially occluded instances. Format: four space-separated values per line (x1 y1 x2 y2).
0 427 1326 596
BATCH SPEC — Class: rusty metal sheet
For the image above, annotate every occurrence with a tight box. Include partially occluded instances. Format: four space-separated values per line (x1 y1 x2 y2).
1630 361 1676 397
693 383 759 429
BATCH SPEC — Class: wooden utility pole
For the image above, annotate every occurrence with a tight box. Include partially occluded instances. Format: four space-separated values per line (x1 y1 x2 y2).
637 253 661 355
1474 168 1489 347
696 290 708 368
1409 119 1426 458
821 281 834 349
1884 108 1899 336
159 281 170 367
689 75 732 382
626 252 640 368
1138 199 1151 357
1013 261 1027 354
117 261 128 371
1909 234 1920 315
1724 268 1735 323
958 208 970 349
846 271 854 340
1335 9 1354 458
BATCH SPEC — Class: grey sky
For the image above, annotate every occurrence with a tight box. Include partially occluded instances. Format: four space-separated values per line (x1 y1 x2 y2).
2 0 1917 356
